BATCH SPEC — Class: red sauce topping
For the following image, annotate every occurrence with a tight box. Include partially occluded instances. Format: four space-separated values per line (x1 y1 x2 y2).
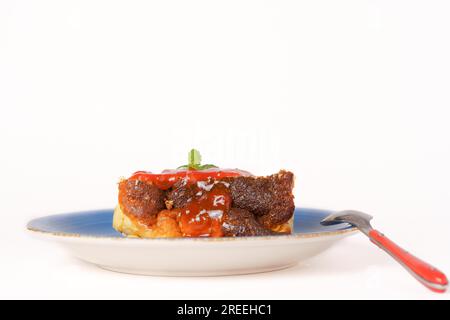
128 168 251 237
177 182 231 237
129 168 251 190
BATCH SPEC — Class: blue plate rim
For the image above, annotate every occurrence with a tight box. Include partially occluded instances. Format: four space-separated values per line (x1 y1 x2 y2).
27 207 357 241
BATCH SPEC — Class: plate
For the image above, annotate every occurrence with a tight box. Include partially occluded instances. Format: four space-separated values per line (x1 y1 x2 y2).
27 207 357 276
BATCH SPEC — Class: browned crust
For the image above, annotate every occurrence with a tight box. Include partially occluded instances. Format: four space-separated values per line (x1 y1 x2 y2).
222 208 278 237
118 179 166 227
224 170 295 228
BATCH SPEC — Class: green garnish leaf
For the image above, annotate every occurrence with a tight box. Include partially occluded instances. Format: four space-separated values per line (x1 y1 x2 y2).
199 164 218 170
188 149 202 168
177 149 218 170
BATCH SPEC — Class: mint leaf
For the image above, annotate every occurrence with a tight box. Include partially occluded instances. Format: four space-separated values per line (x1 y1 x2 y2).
177 149 217 170
188 149 202 168
199 164 218 170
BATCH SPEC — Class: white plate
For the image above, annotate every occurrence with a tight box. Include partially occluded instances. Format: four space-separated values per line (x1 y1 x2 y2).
27 208 356 276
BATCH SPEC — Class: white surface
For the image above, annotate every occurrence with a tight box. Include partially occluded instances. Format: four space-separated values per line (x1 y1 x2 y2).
1 0 449 299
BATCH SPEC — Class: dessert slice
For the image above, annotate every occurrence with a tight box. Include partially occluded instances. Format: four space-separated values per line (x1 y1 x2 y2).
113 150 295 238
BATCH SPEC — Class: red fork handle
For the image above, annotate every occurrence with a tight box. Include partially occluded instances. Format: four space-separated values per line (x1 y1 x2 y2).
369 229 448 293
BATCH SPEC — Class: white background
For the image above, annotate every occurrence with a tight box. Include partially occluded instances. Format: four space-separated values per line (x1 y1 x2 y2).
1 0 449 299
